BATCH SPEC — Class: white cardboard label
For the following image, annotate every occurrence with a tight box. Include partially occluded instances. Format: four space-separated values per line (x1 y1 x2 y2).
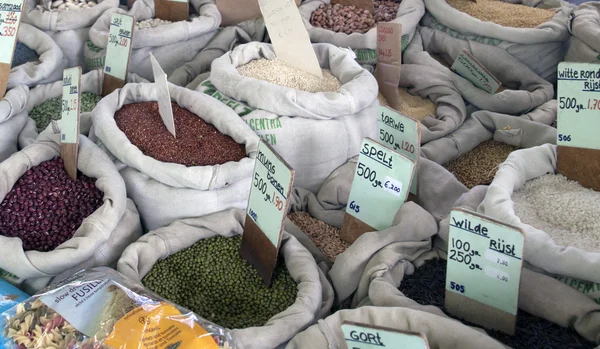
60 67 81 144
149 53 176 138
104 13 134 81
0 0 22 64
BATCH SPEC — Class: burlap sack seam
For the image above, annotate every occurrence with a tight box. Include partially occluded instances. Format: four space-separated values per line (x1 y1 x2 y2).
317 318 336 347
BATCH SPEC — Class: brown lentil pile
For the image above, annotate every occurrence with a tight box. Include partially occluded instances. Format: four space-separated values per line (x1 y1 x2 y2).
288 212 349 262
377 88 437 121
446 0 555 28
444 139 518 189
310 2 400 34
237 58 342 93
115 102 247 167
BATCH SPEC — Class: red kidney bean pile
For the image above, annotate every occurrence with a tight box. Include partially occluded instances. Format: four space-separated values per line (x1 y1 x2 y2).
115 102 247 167
310 1 400 34
0 157 104 252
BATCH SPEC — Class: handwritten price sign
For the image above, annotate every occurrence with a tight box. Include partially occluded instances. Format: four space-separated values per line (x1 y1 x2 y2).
0 0 22 65
104 13 133 81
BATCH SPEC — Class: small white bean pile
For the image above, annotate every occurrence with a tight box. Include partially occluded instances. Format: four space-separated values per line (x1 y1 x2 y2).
135 18 173 29
512 174 600 252
36 0 96 12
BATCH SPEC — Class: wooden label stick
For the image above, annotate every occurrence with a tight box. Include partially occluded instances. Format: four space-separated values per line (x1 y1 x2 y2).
60 67 82 181
376 23 402 111
149 53 176 138
240 140 295 286
0 0 23 99
444 208 524 335
258 0 322 77
556 62 600 191
102 13 134 97
155 0 188 22
342 321 430 349
340 137 416 243
331 0 373 13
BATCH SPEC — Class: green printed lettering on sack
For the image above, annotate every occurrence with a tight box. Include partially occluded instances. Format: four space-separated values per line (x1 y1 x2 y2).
257 133 277 145
0 268 18 281
596 54 600 62
401 34 410 51
555 275 600 303
198 80 257 117
85 40 103 53
84 56 105 70
246 118 282 131
427 17 502 46
354 49 378 63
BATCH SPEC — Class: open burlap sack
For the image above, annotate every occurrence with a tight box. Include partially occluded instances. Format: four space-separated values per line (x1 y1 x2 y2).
421 100 558 165
433 184 600 343
85 0 219 79
298 0 424 66
91 81 260 231
198 42 378 193
117 208 334 349
8 23 66 89
20 69 148 148
0 86 30 163
566 2 600 63
168 19 268 88
412 27 554 115
421 0 572 83
286 306 507 349
476 144 600 287
21 0 118 68
0 134 142 293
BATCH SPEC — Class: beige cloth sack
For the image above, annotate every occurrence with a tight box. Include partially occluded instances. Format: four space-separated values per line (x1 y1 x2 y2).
118 208 334 349
0 134 142 293
91 81 260 230
566 2 600 63
0 86 30 163
8 23 66 89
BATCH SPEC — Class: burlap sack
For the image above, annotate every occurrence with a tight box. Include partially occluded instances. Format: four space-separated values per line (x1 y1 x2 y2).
0 87 30 163
286 306 507 349
434 184 600 343
19 69 148 148
21 0 119 68
411 27 554 115
7 23 66 89
91 81 260 231
477 145 600 287
117 208 333 349
85 0 219 79
0 134 142 293
168 19 268 88
421 101 558 165
298 0 424 66
198 42 378 193
421 0 572 83
566 2 600 63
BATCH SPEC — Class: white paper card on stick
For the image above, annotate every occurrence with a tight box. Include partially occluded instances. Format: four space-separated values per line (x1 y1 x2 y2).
258 0 322 77
104 13 134 81
377 106 420 195
60 67 82 144
0 0 22 63
342 321 430 349
149 53 176 138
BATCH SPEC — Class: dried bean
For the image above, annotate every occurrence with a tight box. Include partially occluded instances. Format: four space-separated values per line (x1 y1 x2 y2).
288 212 349 262
310 2 400 34
29 93 102 133
115 102 247 167
0 157 104 252
36 0 97 12
11 42 39 68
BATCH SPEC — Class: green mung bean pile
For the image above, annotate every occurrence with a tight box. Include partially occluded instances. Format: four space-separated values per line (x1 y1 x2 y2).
142 235 298 329
29 93 102 132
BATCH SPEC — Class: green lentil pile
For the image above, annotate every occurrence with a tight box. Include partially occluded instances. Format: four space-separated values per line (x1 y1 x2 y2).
29 93 102 132
142 235 298 329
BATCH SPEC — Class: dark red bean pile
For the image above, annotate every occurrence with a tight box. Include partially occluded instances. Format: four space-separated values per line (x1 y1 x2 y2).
0 157 104 252
115 102 247 167
400 259 595 349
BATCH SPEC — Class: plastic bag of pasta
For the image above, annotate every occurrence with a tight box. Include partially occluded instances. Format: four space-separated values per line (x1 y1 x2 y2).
0 267 235 349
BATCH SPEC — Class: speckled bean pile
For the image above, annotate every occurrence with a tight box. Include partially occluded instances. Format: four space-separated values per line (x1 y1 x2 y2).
288 211 349 262
446 0 555 28
444 139 518 189
36 0 97 12
237 58 342 93
512 174 600 252
310 1 400 34
29 93 102 133
11 42 39 68
135 18 172 29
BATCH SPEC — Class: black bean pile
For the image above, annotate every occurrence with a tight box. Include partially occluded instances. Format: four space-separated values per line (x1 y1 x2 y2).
0 157 104 252
142 235 298 330
11 42 39 68
400 259 596 349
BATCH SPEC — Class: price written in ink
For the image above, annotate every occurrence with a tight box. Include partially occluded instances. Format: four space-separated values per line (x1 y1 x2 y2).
246 141 294 247
104 13 134 81
377 106 420 195
346 138 416 231
557 62 600 150
0 0 22 65
446 209 524 315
